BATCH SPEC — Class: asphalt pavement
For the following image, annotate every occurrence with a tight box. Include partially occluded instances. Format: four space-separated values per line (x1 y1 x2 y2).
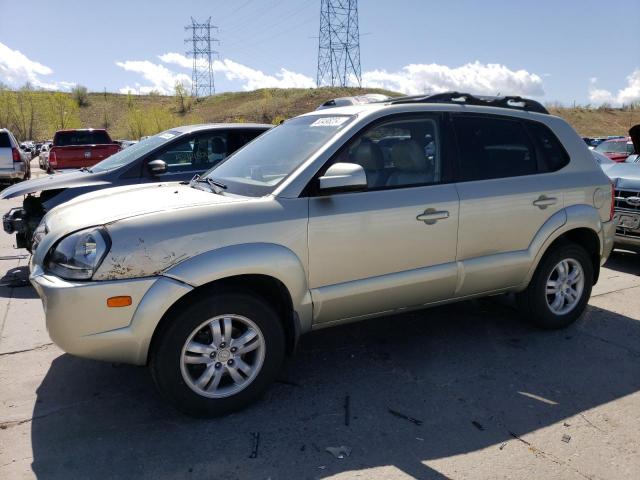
1 160 639 479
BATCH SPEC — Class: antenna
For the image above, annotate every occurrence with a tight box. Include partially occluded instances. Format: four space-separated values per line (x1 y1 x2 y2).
316 0 362 87
185 17 219 97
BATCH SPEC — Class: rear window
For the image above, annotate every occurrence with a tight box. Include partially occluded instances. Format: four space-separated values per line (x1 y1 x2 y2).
54 130 111 146
0 132 11 148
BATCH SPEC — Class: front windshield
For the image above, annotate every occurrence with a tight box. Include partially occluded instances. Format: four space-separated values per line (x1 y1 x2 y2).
202 114 354 196
595 140 630 154
90 130 182 173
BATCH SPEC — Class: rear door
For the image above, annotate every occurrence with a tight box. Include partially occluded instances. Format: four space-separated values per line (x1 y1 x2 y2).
0 132 14 170
452 114 569 296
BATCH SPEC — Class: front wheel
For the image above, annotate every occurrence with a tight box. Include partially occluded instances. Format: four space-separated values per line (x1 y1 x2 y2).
517 243 593 329
150 292 285 418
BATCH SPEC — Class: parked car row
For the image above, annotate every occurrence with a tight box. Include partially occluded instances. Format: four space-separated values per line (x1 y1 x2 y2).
0 129 31 184
5 93 638 419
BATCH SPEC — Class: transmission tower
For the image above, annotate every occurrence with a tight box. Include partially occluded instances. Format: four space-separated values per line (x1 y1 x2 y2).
185 17 218 97
316 0 362 87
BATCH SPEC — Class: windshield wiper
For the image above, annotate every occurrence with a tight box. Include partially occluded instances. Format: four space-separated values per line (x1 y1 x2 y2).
79 167 92 173
189 174 227 194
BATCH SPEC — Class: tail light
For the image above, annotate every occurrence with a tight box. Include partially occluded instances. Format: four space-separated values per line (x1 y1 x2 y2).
49 150 57 166
610 182 615 221
11 148 20 162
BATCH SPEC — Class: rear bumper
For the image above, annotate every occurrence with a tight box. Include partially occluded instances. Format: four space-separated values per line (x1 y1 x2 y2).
0 165 25 181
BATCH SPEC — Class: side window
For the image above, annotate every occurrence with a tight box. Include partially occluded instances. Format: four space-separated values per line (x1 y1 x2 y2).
330 116 442 190
192 133 229 170
155 137 197 173
525 121 570 172
453 115 537 181
155 133 230 174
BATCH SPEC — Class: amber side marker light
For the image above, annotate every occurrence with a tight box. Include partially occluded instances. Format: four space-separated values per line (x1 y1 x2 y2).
107 296 132 308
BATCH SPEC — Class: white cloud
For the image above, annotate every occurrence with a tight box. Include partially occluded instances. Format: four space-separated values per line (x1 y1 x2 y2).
361 61 545 97
158 52 193 69
589 70 640 105
115 60 191 94
0 41 73 90
212 58 315 90
127 53 545 98
159 52 315 90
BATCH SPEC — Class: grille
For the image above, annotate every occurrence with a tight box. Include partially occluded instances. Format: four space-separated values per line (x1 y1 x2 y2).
614 189 640 213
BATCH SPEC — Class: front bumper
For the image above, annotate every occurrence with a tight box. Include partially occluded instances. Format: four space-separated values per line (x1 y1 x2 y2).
613 210 640 251
614 232 640 250
30 265 193 365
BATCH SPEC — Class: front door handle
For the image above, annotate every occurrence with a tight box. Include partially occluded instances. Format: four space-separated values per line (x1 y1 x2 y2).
533 195 557 209
417 208 450 225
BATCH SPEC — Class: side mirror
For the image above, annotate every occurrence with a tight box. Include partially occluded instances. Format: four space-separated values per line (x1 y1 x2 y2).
319 162 367 192
147 159 167 176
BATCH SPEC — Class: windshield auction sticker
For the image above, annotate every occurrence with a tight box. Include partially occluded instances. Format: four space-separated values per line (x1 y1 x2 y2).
310 117 350 127
159 133 176 139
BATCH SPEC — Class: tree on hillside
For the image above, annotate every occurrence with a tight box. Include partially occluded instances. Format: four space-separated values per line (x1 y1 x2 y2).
71 84 89 107
101 88 110 129
174 81 190 114
46 92 81 133
13 83 37 140
0 85 14 129
148 106 175 133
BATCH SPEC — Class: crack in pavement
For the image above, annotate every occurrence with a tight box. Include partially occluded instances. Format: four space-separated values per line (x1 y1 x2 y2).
0 343 54 357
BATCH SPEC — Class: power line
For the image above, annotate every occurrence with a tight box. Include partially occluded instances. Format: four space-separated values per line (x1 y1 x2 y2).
185 17 219 97
316 0 362 87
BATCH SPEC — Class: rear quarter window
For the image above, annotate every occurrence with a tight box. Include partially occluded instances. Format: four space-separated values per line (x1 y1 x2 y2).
0 132 11 148
524 121 570 172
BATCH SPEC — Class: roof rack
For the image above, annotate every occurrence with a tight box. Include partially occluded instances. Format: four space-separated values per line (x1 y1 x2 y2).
388 91 549 114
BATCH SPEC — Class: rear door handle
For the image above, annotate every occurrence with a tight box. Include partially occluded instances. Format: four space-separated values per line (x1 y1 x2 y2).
417 208 449 225
533 195 557 209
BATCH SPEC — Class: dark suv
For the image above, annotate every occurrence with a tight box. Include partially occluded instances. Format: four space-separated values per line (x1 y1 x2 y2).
1 123 271 249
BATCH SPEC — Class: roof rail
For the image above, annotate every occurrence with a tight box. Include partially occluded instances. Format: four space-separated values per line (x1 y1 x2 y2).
388 91 549 114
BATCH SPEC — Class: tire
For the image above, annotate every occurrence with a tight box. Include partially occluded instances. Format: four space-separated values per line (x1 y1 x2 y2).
517 243 593 329
150 292 285 418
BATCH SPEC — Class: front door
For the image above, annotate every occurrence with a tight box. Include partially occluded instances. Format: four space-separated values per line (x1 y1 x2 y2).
307 114 460 324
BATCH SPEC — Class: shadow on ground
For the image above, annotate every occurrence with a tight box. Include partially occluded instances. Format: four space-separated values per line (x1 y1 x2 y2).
0 265 37 299
29 298 640 479
605 249 640 276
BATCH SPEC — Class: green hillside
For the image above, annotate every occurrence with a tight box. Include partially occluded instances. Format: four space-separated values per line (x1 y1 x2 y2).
1 86 638 141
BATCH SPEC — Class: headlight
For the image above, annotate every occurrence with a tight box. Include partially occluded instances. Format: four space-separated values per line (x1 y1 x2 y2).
46 227 111 280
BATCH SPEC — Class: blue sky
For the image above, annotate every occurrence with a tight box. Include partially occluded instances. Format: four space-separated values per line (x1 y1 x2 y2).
0 0 639 104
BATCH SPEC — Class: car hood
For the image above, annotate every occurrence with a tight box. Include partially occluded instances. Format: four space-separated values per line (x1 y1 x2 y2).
603 162 640 189
630 124 640 154
0 170 108 199
43 182 240 235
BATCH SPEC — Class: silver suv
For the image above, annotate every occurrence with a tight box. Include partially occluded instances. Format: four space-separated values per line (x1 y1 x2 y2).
29 93 616 417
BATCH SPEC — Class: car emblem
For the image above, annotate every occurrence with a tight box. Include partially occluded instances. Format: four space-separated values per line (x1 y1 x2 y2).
625 196 640 207
84 151 91 159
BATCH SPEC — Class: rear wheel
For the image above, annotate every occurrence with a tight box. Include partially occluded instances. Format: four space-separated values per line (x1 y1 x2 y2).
517 243 593 329
150 292 285 418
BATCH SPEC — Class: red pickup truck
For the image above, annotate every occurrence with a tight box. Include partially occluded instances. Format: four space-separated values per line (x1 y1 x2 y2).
48 129 121 172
